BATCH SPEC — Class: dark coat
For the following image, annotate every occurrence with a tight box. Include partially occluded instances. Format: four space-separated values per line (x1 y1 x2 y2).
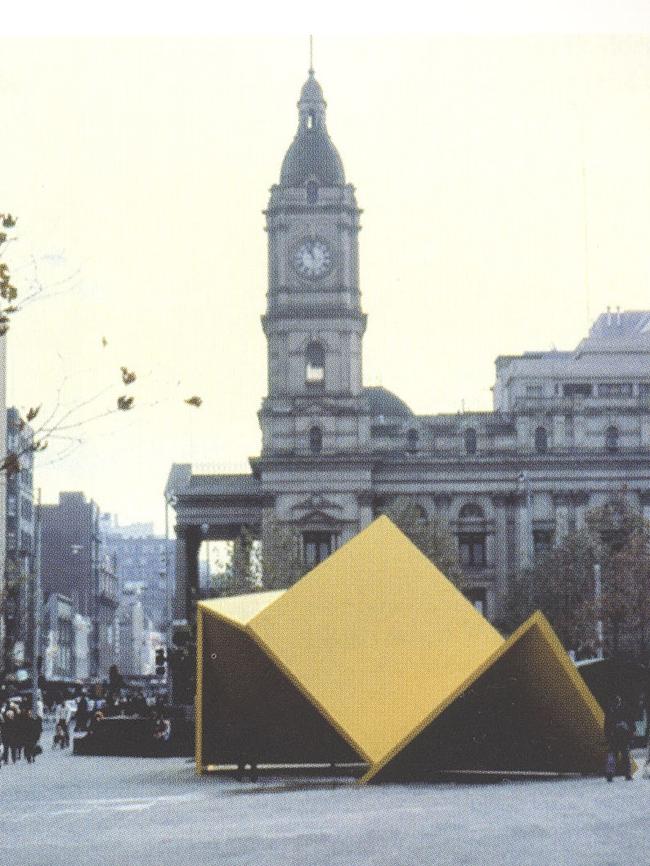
26 715 43 747
604 700 635 750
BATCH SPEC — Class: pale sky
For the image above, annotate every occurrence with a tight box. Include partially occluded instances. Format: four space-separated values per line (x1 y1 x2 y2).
3 30 650 530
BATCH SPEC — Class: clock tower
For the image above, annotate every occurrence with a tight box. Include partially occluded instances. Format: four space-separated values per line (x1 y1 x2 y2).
261 69 369 455
258 69 373 553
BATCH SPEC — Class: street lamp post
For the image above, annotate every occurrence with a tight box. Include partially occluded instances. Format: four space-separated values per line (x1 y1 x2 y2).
517 471 533 569
201 522 209 599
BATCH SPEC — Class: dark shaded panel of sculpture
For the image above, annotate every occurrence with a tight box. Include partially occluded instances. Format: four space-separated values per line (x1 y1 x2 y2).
199 611 362 767
365 615 608 783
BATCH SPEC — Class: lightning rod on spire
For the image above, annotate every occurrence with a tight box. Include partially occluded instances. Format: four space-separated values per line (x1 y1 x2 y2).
309 35 314 74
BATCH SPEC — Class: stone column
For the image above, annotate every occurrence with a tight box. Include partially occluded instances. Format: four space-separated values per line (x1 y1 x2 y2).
641 492 650 524
358 493 374 531
573 492 589 532
492 496 509 616
174 526 200 624
515 494 532 573
554 494 570 540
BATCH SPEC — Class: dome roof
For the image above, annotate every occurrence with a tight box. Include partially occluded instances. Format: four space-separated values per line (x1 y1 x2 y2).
300 73 324 103
279 71 345 188
364 386 414 418
280 131 345 187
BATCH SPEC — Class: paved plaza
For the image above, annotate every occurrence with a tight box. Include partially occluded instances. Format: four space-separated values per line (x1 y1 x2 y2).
0 741 648 866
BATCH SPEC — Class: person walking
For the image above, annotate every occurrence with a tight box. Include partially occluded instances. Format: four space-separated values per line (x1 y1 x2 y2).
24 709 43 764
604 694 635 781
75 693 89 732
3 709 18 764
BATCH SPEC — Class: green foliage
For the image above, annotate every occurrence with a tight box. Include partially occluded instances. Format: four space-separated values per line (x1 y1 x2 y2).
381 497 462 584
511 494 650 657
213 526 261 597
260 514 308 590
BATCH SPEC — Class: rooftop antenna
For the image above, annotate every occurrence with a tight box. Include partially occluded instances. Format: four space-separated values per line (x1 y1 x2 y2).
309 34 314 74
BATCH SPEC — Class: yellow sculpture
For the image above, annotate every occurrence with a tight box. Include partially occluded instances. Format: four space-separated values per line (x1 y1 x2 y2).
196 515 608 780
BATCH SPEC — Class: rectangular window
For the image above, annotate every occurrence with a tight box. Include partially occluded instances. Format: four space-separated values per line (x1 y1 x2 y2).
458 533 486 567
563 383 592 398
597 383 633 397
20 531 32 554
533 529 553 559
303 532 334 569
525 385 543 397
639 383 650 399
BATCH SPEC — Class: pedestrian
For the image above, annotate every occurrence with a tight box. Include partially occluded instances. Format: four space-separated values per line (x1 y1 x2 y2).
3 709 18 763
14 705 28 761
75 693 89 732
24 709 43 764
604 694 635 781
53 716 69 749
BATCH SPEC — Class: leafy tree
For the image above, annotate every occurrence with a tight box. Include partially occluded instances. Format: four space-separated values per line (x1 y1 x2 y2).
259 514 307 590
587 496 650 657
523 529 597 652
381 497 462 583
210 526 261 597
506 494 650 658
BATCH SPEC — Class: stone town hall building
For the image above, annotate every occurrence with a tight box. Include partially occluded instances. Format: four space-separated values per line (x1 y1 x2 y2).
167 69 650 626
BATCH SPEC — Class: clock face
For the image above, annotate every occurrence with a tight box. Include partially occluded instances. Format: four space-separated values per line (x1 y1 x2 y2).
291 238 333 279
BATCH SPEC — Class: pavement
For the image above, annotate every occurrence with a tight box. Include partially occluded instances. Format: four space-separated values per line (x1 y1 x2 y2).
0 741 648 866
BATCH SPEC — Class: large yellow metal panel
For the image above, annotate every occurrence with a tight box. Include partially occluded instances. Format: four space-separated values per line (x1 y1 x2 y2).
249 516 504 762
199 590 284 626
363 611 608 782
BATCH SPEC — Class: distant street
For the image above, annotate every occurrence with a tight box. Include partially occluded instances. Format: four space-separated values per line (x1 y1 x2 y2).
0 739 648 866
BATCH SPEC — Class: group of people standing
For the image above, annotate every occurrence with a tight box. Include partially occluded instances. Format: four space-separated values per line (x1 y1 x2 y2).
0 702 43 765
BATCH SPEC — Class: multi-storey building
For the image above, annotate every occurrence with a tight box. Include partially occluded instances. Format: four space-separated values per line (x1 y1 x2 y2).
42 593 74 680
0 333 6 661
167 70 650 627
41 492 119 678
3 408 35 674
100 518 174 632
116 586 148 677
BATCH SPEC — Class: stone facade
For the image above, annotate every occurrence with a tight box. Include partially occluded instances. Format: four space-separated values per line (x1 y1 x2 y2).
168 71 650 626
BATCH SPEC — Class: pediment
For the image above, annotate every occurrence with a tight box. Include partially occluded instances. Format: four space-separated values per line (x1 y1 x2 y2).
291 493 344 514
293 508 344 528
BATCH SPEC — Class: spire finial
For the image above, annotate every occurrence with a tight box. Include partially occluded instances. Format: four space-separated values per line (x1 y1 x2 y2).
309 35 314 74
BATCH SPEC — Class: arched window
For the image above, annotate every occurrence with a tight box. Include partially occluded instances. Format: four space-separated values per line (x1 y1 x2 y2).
605 425 619 454
406 428 419 453
309 425 322 454
306 180 319 204
534 426 548 454
305 341 325 385
459 503 484 520
464 428 477 455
